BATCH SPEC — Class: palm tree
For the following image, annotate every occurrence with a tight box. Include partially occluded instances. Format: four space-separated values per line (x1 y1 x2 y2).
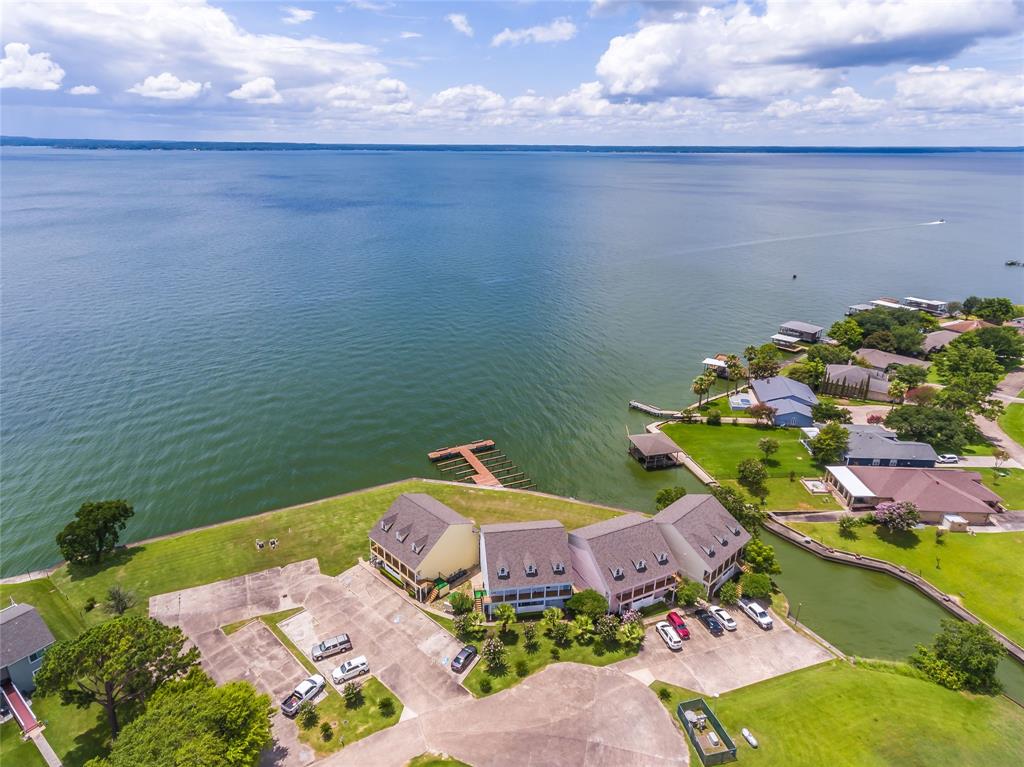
494 603 516 633
691 374 711 407
725 355 745 393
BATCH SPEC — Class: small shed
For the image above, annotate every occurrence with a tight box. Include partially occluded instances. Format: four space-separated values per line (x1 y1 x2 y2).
941 514 969 532
702 357 728 378
778 321 824 343
628 432 680 470
770 333 802 351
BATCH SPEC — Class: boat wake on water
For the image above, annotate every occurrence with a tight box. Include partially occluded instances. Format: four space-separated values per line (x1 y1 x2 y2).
919 219 946 225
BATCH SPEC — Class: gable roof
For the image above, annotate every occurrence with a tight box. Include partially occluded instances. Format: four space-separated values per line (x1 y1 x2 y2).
751 376 818 407
628 432 680 458
843 425 938 463
654 495 751 570
481 520 571 589
854 348 931 370
569 514 678 593
824 365 890 396
847 467 1001 515
941 319 995 334
922 330 960 352
368 493 472 569
0 603 55 667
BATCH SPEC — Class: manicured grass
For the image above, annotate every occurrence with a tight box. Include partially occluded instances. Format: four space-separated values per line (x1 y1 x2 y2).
460 620 638 697
27 480 619 629
0 720 46 767
721 479 841 512
652 661 1024 767
407 754 472 767
0 578 86 642
33 697 113 767
791 522 1024 647
999 404 1024 449
975 468 1024 509
695 396 749 421
817 394 882 407
296 676 402 757
961 442 997 457
661 422 819 480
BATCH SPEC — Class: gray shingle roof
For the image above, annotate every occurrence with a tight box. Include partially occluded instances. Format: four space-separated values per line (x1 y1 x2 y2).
843 425 938 463
628 432 680 457
569 514 678 594
855 348 931 370
368 493 472 570
922 330 960 352
824 365 891 396
779 320 824 334
481 520 571 589
751 377 818 407
654 495 751 570
0 604 55 667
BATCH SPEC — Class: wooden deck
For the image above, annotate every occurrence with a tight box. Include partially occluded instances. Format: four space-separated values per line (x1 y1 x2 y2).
428 440 534 490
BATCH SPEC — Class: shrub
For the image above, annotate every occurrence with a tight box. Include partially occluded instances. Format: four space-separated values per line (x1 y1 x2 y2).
549 647 560 661
482 636 506 671
595 614 620 644
515 660 529 678
83 596 97 612
657 686 672 702
479 676 492 694
104 585 136 616
875 501 921 532
706 411 722 425
718 581 739 605
743 538 781 574
739 572 772 600
935 526 946 545
910 646 967 691
655 486 687 510
298 702 319 730
916 619 1005 694
866 413 884 424
448 592 474 615
542 607 564 633
620 609 642 627
549 620 572 647
522 622 538 649
758 437 779 461
565 590 609 620
320 722 333 742
453 612 481 638
573 614 593 641
378 697 395 717
789 470 796 482
838 514 859 538
677 579 704 606
343 682 364 709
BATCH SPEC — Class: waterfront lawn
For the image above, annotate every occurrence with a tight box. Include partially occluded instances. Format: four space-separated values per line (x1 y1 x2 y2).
0 719 46 767
0 577 86 642
42 480 621 628
297 676 402 757
975 468 1024 509
999 404 1024 448
696 396 748 421
660 422 818 480
33 697 113 767
407 754 471 767
721 479 841 512
652 661 1024 767
791 522 1024 647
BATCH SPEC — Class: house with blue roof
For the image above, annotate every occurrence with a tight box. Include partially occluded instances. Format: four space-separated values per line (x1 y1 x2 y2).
750 377 818 427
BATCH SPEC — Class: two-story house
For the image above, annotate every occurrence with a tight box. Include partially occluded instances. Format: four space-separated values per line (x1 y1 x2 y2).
479 520 573 619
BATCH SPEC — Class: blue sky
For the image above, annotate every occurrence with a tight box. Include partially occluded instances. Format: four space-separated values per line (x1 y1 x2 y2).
1 1 1022 145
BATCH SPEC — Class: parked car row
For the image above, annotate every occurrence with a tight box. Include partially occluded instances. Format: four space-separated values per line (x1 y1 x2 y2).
654 600 773 651
282 632 370 715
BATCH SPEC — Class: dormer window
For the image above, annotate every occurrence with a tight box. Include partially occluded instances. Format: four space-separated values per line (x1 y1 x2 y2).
525 564 537 576
380 516 395 532
497 566 510 579
411 541 424 554
611 566 625 580
395 528 409 543
714 534 728 546
729 524 741 536
633 558 647 572
552 562 565 575
701 544 716 557
655 551 669 565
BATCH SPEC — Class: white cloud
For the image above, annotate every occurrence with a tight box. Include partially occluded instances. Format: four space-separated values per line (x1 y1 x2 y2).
596 0 1022 101
67 84 99 95
399 31 422 39
492 18 577 47
127 72 209 100
282 7 315 25
0 42 64 90
890 65 1024 113
765 87 885 121
228 76 283 104
321 76 412 114
446 13 474 38
340 0 393 11
428 84 505 115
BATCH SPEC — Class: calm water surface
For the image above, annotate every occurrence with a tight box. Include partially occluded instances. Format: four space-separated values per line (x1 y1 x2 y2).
2 148 1022 575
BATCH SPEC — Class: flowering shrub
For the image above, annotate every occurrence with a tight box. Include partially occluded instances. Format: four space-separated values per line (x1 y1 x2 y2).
874 501 921 532
866 414 884 424
619 609 642 627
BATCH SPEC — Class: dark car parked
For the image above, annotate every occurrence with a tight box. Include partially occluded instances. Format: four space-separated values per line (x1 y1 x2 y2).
451 645 477 673
694 608 724 637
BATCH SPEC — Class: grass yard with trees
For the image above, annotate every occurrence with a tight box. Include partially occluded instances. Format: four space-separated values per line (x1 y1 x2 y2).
791 523 1024 647
652 661 1024 767
973 468 1024 508
998 403 1024 448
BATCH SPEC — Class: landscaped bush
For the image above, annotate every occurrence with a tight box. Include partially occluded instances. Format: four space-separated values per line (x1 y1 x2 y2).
706 411 722 425
83 596 97 612
875 501 921 533
594 614 620 644
866 413 885 424
448 591 474 615
522 622 538 650
677 579 704 606
298 702 320 730
515 659 529 677
482 636 506 671
620 609 642 627
573 614 593 642
453 612 482 638
343 682 364 709
549 620 572 647
838 514 859 538
565 589 608 620
739 572 772 599
718 580 739 605
479 676 492 693
320 722 334 742
657 686 672 702
378 697 395 717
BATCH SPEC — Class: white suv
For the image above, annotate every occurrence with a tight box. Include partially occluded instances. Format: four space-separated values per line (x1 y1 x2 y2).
332 655 369 684
655 621 683 651
936 454 959 464
738 598 773 630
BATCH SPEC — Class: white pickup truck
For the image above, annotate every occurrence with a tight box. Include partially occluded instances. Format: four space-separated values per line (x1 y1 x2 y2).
738 598 774 630
281 674 326 717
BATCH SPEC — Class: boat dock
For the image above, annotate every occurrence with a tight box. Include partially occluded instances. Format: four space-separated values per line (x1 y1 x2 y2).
629 401 683 418
428 440 535 491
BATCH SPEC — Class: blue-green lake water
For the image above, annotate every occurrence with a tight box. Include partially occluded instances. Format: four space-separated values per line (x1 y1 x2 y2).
2 148 1022 575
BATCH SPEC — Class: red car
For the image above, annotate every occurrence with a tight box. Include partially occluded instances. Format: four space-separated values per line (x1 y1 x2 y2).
666 611 690 639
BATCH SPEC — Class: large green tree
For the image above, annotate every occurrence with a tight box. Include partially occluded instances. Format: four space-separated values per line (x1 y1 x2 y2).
710 484 765 536
884 405 979 453
827 318 863 349
35 615 200 736
911 619 1005 694
56 500 135 565
951 326 1024 371
745 343 783 380
742 538 781 574
974 297 1016 325
935 342 1004 382
86 669 271 767
655 486 687 510
808 422 849 464
565 589 609 620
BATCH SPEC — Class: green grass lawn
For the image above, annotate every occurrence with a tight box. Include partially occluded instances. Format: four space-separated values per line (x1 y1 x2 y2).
6 480 622 632
791 522 1024 647
406 754 471 767
721 479 841 512
961 442 997 456
296 677 402 757
695 396 749 421
0 720 46 767
33 697 114 767
999 403 1024 448
975 468 1024 509
652 661 1024 767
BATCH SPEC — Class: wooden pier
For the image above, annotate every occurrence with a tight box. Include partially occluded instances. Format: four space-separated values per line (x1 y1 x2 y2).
428 440 535 491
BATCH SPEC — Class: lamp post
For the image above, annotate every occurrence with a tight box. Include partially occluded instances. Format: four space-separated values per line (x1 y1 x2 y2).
794 601 803 625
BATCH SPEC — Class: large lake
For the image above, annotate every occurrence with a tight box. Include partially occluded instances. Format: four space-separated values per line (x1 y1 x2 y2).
2 148 1022 576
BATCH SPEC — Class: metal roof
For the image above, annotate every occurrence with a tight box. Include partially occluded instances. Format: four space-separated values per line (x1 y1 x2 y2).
779 320 824 334
702 357 727 368
771 333 801 344
827 465 876 498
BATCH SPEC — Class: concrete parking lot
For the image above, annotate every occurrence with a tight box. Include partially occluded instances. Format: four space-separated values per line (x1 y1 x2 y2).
323 663 690 767
616 605 833 695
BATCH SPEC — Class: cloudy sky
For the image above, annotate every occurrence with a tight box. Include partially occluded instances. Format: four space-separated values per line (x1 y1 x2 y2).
1 0 1022 145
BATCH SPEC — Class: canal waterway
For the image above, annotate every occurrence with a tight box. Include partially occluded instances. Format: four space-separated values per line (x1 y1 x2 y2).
767 531 1024 705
